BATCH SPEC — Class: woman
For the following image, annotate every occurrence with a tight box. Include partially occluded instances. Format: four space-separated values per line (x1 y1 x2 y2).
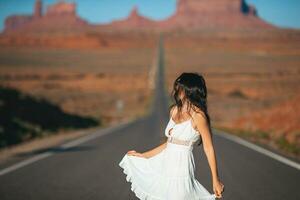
119 72 224 199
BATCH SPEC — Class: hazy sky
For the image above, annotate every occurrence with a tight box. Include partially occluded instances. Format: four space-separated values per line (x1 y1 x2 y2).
0 0 299 31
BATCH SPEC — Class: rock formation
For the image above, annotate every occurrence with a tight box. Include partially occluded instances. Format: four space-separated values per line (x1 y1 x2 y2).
106 0 272 31
157 0 271 30
108 6 157 30
4 0 88 34
4 15 33 32
3 0 274 34
34 0 42 18
45 1 76 16
241 0 257 16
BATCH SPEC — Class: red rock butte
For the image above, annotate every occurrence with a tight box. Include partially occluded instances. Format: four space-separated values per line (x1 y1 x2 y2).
4 0 88 34
3 0 275 34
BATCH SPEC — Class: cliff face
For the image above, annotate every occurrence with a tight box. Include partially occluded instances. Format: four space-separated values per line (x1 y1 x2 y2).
157 0 271 30
241 0 257 15
34 0 42 18
45 1 76 16
103 0 272 31
4 0 88 34
108 6 157 30
3 0 274 34
5 15 33 32
177 0 241 15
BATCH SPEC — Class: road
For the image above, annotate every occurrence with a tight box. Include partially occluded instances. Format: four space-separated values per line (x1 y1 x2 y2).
0 35 299 200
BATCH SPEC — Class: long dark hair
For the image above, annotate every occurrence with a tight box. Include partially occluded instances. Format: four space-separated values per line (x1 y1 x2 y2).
169 72 212 146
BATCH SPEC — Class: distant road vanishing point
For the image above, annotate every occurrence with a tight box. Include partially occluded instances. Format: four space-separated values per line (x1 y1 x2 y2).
0 35 299 200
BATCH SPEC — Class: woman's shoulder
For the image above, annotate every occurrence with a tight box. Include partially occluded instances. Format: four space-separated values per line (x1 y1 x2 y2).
191 107 207 120
169 105 177 116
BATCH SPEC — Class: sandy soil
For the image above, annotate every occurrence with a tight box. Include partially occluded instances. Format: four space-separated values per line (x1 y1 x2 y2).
0 44 157 126
0 33 158 161
164 30 300 158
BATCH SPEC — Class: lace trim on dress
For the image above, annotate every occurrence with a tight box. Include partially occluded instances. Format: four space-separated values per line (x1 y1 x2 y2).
167 136 195 146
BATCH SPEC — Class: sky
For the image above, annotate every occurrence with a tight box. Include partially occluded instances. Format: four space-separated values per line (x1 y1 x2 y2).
0 0 299 31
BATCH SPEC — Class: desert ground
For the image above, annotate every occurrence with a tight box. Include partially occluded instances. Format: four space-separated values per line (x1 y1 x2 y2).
164 29 300 159
0 33 158 126
0 29 299 159
0 33 159 160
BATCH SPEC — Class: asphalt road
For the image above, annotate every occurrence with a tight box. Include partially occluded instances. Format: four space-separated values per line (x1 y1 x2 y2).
0 36 299 200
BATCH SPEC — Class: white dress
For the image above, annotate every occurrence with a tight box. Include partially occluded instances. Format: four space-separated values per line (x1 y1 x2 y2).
119 116 216 200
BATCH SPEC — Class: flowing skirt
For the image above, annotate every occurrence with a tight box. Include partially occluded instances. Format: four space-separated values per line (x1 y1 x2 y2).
119 142 216 200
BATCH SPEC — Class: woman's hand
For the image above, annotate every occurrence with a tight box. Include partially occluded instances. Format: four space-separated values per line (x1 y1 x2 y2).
126 150 145 158
213 179 224 198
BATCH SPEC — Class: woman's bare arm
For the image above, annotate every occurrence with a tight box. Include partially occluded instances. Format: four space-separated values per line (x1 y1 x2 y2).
141 141 167 158
141 106 177 158
194 112 219 182
193 112 224 198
